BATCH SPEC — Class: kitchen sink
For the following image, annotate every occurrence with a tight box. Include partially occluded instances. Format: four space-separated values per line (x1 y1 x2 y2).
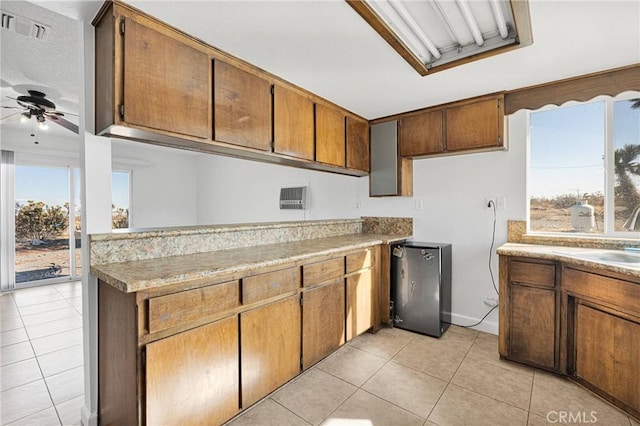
556 250 640 268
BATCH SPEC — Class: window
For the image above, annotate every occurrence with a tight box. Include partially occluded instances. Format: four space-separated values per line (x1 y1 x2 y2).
528 93 640 237
112 170 131 229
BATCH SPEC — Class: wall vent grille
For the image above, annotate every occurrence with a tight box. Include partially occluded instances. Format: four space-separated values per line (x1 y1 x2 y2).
0 9 51 40
279 186 307 210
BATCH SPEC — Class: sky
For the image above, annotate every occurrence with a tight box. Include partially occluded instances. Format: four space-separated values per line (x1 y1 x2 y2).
529 98 639 199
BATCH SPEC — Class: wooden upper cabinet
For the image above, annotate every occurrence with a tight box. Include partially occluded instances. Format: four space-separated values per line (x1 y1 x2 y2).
213 60 272 151
446 95 503 152
316 104 346 167
400 109 444 157
273 85 315 161
122 18 210 139
346 117 370 172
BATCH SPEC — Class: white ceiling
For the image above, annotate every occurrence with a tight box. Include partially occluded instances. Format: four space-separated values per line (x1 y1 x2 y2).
0 0 638 153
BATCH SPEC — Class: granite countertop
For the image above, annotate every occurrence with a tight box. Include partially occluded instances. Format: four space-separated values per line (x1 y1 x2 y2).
92 233 409 293
498 243 640 279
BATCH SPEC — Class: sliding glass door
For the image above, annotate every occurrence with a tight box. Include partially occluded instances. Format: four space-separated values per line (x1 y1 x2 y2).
14 164 81 286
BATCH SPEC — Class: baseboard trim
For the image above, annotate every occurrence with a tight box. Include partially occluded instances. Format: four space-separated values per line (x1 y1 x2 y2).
450 312 498 335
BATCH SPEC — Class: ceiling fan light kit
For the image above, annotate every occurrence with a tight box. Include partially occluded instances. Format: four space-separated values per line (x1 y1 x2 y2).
1 89 79 135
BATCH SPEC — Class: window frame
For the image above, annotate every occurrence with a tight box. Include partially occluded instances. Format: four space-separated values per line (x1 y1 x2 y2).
526 90 640 239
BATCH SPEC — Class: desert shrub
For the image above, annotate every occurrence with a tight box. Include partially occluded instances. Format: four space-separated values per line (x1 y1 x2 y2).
15 201 69 242
112 208 129 229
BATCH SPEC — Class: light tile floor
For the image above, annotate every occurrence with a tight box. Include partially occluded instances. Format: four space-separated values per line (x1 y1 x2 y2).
228 326 640 426
1 281 83 426
2 284 639 426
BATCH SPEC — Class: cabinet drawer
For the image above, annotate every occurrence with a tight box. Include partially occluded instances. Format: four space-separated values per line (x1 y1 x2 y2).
242 267 300 304
303 257 344 286
346 249 374 273
563 268 640 314
510 260 555 288
148 280 240 333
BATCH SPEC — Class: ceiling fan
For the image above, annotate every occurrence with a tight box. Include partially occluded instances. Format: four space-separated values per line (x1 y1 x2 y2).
1 90 79 134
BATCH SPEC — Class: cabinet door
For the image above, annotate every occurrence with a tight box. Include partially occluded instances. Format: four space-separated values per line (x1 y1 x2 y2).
146 316 239 426
446 96 503 152
346 269 374 341
123 18 210 139
213 61 272 151
509 284 556 369
316 104 346 167
346 117 369 172
575 304 640 414
302 281 345 369
241 295 301 407
273 85 315 160
399 109 444 156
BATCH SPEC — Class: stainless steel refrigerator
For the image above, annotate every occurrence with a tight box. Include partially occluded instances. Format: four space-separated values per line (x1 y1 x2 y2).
391 242 452 337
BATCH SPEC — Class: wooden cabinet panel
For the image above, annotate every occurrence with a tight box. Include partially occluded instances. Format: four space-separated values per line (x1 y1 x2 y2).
446 97 502 152
575 304 640 415
213 60 272 151
241 295 301 407
146 315 239 426
399 109 443 157
148 280 240 333
123 18 210 139
346 269 374 341
98 281 138 426
510 260 556 288
316 104 346 167
563 268 640 314
242 267 300 305
303 257 344 287
346 117 369 172
509 285 556 369
302 281 345 369
346 249 373 273
273 85 315 160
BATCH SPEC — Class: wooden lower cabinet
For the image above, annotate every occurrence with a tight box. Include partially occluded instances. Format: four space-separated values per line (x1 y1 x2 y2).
499 257 558 371
501 256 640 420
302 280 345 369
240 295 301 407
574 303 640 417
509 284 556 369
98 245 383 425
146 316 239 425
346 269 374 341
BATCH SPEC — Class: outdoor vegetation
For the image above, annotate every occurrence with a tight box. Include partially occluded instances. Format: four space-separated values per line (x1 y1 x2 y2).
531 143 640 233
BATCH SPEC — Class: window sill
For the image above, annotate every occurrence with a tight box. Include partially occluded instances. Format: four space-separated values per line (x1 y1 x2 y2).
507 220 640 250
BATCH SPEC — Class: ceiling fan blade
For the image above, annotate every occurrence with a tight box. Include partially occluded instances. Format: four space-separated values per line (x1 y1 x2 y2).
48 115 79 134
0 112 22 121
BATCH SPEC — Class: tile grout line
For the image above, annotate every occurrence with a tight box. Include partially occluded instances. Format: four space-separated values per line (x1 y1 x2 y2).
9 288 62 426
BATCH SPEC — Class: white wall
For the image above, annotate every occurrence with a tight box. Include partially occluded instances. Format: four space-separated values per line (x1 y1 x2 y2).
112 141 199 228
196 154 362 225
359 112 528 334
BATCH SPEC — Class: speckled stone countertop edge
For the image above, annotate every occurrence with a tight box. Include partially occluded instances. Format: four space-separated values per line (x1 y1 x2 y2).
90 218 363 242
92 234 410 293
497 243 640 279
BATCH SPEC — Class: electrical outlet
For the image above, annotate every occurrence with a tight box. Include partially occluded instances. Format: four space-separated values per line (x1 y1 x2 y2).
497 197 506 211
415 200 424 211
483 297 499 307
355 201 361 210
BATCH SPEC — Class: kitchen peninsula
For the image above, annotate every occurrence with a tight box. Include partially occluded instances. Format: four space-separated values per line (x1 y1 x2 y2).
90 217 411 425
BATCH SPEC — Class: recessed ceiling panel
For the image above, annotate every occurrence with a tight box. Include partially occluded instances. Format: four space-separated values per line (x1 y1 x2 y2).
347 0 531 75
